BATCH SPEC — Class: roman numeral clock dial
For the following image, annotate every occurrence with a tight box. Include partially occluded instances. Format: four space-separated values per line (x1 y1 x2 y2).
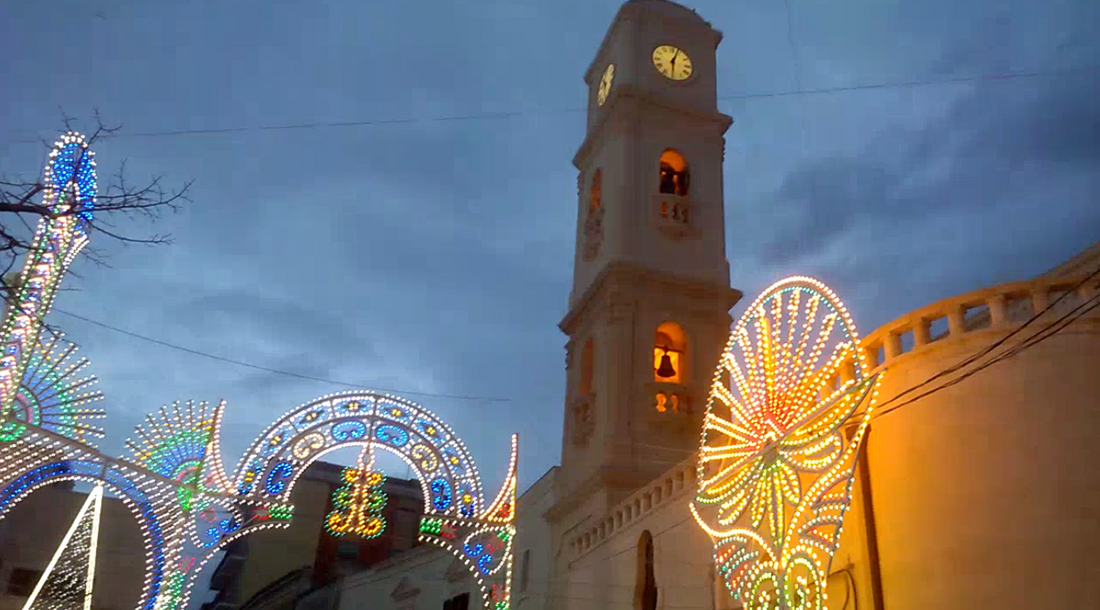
598 63 615 106
652 45 693 81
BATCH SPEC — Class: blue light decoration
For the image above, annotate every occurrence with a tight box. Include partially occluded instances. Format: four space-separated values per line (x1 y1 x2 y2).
462 529 512 576
0 461 166 610
47 138 98 223
265 461 293 495
375 424 408 447
332 420 367 441
431 477 452 510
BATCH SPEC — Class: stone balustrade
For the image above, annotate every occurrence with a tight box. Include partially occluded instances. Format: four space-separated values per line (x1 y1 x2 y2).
567 456 697 560
859 273 1099 374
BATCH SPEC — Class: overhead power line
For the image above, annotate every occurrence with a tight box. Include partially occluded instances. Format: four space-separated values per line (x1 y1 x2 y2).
51 307 516 403
4 66 1094 145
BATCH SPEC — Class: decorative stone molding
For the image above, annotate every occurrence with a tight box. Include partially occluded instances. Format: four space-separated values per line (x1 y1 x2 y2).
606 290 634 324
654 193 698 241
564 338 576 369
583 206 604 261
644 382 694 432
571 393 595 447
390 577 421 604
560 262 743 335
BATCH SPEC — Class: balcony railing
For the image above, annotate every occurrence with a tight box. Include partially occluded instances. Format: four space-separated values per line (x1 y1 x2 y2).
859 274 1099 373
653 194 695 240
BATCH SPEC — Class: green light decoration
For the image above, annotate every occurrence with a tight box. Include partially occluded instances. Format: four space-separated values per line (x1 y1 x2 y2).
325 448 387 539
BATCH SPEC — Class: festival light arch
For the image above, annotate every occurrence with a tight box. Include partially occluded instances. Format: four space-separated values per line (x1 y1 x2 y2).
230 391 519 610
0 134 519 610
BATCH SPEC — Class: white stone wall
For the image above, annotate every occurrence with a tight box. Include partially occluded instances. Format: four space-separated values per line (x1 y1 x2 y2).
337 547 476 610
512 468 557 610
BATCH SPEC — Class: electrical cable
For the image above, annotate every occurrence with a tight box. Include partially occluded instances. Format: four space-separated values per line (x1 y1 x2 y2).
872 288 1100 421
4 66 1094 146
47 306 515 403
864 267 1100 415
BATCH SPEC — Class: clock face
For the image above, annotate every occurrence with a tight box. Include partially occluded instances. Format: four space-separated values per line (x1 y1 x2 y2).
597 63 615 106
652 45 693 81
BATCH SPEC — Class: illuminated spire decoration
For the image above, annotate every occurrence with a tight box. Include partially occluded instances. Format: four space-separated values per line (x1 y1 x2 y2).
0 133 97 436
326 446 387 539
692 277 882 610
22 484 104 610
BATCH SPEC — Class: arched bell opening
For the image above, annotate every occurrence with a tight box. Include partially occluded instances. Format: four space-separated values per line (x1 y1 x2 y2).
658 149 690 197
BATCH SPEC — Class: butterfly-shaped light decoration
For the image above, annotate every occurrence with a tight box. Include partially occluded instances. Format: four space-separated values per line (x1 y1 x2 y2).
692 277 881 610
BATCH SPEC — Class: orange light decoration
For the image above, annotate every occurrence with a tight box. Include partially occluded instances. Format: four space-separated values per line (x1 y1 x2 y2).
692 277 882 610
326 447 387 539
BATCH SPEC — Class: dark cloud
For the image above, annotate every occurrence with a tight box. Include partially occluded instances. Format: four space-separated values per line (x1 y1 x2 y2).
1 0 1097 507
735 60 1100 277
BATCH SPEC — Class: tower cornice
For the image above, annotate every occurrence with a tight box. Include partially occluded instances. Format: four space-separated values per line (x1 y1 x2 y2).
573 86 733 169
559 261 742 336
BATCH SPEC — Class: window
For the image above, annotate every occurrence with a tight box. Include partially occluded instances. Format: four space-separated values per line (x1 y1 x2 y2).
336 539 359 559
7 568 42 596
635 531 657 610
589 169 603 213
653 321 687 385
520 549 531 592
584 169 605 261
443 592 470 610
658 149 689 196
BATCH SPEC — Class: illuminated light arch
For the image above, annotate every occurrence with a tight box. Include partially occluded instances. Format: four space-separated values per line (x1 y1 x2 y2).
0 457 174 610
692 276 882 610
231 391 518 610
0 133 518 610
235 392 485 514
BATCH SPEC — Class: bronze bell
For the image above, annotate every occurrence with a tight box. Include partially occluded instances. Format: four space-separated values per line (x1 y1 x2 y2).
656 349 676 379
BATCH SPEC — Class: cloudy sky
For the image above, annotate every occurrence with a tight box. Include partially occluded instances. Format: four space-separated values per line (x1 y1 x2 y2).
2 0 1098 502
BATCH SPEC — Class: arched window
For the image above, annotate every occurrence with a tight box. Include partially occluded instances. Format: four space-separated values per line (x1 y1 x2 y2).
658 149 690 196
579 338 594 395
589 169 603 213
635 531 657 610
654 321 687 384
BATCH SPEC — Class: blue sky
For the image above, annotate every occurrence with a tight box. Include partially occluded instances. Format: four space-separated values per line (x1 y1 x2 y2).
2 0 1098 501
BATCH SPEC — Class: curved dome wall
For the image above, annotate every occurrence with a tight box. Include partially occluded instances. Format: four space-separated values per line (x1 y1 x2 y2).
860 278 1100 609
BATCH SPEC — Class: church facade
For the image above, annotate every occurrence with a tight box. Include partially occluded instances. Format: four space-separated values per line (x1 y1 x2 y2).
336 2 1100 610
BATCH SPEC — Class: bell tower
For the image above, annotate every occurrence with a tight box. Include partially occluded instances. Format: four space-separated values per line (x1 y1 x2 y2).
550 0 742 527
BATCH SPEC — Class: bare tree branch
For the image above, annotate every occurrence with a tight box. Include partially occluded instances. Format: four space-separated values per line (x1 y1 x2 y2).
0 115 189 298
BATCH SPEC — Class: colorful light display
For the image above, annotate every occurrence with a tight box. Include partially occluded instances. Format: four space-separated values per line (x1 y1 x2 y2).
0 133 97 440
0 133 519 610
326 447 388 538
22 484 103 610
0 333 105 444
692 277 881 610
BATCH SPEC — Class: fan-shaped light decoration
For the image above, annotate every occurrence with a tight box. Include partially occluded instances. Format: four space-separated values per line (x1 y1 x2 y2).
127 401 223 510
0 333 104 444
692 277 881 610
